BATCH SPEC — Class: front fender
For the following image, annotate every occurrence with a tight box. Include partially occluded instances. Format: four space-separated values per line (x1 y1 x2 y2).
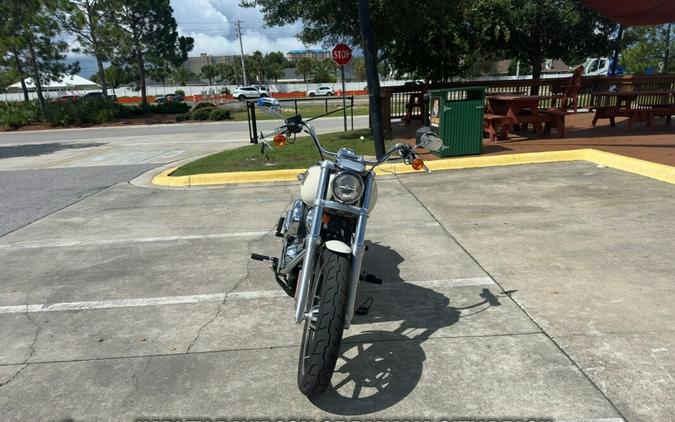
325 240 351 254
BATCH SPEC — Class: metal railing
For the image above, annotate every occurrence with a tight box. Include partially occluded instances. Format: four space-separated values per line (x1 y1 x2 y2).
378 75 675 137
247 96 355 144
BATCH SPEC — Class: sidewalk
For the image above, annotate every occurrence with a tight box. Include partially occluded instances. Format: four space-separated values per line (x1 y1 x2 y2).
483 113 675 167
399 112 675 166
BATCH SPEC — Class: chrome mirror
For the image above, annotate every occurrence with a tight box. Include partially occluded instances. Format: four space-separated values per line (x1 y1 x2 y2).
418 132 443 152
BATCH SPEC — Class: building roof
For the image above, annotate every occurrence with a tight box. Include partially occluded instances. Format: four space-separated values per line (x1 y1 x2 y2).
288 49 330 54
6 74 100 92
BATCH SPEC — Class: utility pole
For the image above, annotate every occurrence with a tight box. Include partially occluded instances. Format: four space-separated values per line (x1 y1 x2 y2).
357 0 385 158
237 20 248 85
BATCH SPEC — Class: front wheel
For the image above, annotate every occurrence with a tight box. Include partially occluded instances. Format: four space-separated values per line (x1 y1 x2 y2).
298 249 350 397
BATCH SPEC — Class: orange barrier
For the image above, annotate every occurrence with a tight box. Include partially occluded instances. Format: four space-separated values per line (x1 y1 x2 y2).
272 92 306 99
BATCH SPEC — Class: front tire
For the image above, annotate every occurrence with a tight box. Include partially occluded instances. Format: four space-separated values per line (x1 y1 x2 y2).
298 249 350 397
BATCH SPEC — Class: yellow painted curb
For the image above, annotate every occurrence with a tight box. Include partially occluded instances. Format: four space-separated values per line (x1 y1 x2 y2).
584 149 675 185
152 148 675 187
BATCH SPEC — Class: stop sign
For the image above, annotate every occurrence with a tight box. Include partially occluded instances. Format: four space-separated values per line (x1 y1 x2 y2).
332 44 352 66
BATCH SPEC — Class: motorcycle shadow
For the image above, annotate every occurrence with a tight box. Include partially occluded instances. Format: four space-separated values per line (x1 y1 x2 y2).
311 241 506 414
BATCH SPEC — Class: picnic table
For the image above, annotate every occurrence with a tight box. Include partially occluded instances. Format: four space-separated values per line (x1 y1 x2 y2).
591 90 675 129
486 94 562 136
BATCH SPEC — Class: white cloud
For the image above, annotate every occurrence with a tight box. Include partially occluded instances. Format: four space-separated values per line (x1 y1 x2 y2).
170 0 313 56
68 0 314 77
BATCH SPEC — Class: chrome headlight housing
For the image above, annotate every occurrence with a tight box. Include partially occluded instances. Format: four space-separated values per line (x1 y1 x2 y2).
332 172 364 203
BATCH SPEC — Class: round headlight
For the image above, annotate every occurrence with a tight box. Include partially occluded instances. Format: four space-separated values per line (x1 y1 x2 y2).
332 173 364 203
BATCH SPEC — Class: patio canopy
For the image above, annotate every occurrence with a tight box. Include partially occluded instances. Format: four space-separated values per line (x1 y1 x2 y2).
6 74 100 93
581 0 675 26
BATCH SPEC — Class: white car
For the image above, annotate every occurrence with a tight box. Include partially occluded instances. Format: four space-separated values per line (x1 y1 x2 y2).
233 86 270 101
306 86 336 97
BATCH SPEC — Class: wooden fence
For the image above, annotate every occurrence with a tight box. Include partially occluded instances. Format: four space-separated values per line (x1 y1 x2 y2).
378 75 675 137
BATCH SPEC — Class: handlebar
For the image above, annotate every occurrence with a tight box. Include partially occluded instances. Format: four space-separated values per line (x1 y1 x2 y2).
256 105 428 172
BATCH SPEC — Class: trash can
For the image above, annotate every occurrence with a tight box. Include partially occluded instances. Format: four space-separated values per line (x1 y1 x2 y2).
428 87 485 157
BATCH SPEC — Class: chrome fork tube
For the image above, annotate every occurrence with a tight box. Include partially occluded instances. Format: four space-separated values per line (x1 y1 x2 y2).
294 161 332 323
344 172 374 329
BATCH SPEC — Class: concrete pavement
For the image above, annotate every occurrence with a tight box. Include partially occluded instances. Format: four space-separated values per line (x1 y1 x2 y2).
0 116 368 236
0 165 154 236
1 160 672 420
0 116 369 171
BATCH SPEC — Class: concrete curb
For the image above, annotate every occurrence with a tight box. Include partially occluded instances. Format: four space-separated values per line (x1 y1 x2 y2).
151 148 675 187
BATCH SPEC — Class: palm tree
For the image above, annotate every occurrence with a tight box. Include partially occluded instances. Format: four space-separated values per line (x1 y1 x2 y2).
252 50 265 82
216 62 235 84
201 64 217 85
170 66 195 86
296 57 313 83
351 57 366 81
311 60 337 83
267 63 283 83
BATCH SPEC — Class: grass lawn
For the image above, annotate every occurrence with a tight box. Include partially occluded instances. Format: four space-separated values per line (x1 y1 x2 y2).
171 129 393 175
227 103 370 121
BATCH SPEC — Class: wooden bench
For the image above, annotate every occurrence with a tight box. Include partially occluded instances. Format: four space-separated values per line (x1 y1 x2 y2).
483 113 512 142
650 104 675 125
540 109 566 137
538 65 584 138
403 92 425 125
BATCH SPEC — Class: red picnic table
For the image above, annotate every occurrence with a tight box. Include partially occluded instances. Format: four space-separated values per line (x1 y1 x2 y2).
486 94 562 136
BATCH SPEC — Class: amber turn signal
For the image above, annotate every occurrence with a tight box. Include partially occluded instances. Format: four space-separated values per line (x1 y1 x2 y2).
412 158 425 171
273 133 287 147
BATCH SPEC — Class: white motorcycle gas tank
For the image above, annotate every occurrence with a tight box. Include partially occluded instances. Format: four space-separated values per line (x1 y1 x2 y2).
300 165 378 211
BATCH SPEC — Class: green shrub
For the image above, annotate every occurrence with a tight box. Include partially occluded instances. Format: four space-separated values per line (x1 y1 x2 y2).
190 107 211 120
174 89 185 96
43 102 76 126
175 113 191 122
0 102 39 129
96 108 116 123
114 104 144 118
192 101 215 111
150 101 190 114
208 108 230 121
42 98 119 126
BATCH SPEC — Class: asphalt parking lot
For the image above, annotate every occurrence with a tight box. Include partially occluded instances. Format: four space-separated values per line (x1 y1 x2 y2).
0 161 673 421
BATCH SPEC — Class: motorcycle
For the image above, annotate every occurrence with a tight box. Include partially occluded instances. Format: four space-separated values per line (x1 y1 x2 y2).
250 100 442 397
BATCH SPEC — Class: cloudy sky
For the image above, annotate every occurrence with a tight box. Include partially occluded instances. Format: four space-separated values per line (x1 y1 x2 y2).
73 0 312 78
172 0 312 56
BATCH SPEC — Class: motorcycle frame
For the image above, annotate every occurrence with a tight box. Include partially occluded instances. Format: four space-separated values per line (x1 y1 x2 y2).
292 160 375 329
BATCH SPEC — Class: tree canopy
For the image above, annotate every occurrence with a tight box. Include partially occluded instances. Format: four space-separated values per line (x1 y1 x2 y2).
114 0 193 107
57 0 118 98
621 24 673 75
471 0 615 87
1 0 78 110
247 0 616 83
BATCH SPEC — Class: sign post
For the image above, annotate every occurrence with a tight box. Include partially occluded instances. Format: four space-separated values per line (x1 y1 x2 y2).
332 44 352 132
